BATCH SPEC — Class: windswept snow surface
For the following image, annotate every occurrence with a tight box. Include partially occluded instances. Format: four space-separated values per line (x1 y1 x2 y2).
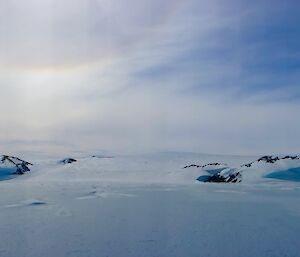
0 152 300 257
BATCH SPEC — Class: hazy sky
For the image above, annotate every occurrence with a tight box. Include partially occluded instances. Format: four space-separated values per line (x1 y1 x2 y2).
1 0 300 155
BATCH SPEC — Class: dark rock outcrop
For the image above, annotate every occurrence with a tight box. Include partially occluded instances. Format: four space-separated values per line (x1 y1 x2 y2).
197 168 241 183
1 155 33 175
186 155 299 183
91 155 113 159
201 163 228 168
242 155 299 168
281 155 299 160
60 158 77 164
183 162 227 169
183 164 200 169
183 162 240 183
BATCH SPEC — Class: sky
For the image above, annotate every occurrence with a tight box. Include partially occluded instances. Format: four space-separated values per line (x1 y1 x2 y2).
0 0 300 156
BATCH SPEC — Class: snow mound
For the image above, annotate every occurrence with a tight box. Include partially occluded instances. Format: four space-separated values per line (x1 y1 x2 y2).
185 155 300 183
240 155 300 183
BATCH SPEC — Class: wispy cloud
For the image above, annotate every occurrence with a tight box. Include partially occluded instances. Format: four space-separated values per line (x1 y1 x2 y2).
0 0 299 155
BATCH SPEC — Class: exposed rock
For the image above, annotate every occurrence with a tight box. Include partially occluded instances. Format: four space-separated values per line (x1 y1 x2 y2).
201 163 228 168
183 162 227 169
197 168 241 183
188 155 300 183
282 155 299 160
183 164 200 169
183 162 240 183
1 155 33 175
60 158 77 164
242 155 300 168
91 155 113 159
257 156 280 163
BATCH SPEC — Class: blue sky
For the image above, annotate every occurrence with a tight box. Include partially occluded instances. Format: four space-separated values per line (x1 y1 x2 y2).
0 0 299 155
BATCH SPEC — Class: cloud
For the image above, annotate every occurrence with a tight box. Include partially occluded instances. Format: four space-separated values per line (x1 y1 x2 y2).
0 0 299 155
0 0 182 68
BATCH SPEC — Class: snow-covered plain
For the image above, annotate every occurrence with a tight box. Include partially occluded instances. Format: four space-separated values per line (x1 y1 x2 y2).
1 152 300 257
